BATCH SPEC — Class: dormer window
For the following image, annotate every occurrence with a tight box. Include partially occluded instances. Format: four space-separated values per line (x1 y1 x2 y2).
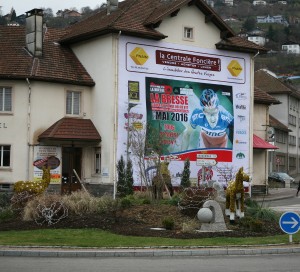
183 26 194 41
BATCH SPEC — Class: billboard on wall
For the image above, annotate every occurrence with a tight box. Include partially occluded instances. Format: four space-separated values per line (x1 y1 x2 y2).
33 146 62 183
118 37 251 187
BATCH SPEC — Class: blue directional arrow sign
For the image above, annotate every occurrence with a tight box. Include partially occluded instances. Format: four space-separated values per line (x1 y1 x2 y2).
279 212 300 235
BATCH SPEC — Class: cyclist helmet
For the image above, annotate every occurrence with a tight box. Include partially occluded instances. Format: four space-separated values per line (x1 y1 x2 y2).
200 89 219 108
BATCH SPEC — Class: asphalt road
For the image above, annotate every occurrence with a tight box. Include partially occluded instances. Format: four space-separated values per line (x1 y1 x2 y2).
1 254 300 272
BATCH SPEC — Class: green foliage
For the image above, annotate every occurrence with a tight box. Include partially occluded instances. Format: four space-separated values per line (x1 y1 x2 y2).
120 198 132 209
180 159 191 188
142 198 151 204
242 17 256 31
0 192 12 208
162 216 175 230
245 198 280 222
0 207 15 222
239 217 263 232
116 156 134 198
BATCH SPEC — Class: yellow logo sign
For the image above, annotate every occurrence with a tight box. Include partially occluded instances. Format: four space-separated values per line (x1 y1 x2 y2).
130 47 149 65
227 60 243 77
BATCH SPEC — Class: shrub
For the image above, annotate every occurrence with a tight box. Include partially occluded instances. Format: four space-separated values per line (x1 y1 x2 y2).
239 216 263 232
245 198 280 222
142 198 151 204
23 194 64 221
94 195 120 215
120 198 132 208
162 216 175 230
0 207 15 222
62 191 97 215
178 187 215 217
0 192 12 208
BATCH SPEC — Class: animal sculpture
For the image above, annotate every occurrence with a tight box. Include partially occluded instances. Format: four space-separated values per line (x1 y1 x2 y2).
14 166 51 195
225 167 250 223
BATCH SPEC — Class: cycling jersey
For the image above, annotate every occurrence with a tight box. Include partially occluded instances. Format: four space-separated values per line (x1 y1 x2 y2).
190 105 233 148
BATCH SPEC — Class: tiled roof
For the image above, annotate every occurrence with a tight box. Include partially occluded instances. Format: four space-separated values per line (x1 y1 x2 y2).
38 118 101 142
215 36 268 54
269 115 291 132
0 26 95 86
59 0 266 54
255 69 300 99
254 86 281 105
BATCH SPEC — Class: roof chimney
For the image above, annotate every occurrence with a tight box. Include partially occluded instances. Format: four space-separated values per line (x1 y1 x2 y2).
25 9 43 57
107 0 118 15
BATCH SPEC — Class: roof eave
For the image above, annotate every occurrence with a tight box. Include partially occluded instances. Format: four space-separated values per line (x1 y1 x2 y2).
216 43 268 54
60 28 167 44
0 76 95 87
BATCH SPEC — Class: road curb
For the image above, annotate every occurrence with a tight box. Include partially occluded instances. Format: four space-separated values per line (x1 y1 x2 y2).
1 244 300 258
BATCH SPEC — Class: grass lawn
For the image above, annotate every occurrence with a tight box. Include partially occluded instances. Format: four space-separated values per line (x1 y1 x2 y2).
0 229 299 248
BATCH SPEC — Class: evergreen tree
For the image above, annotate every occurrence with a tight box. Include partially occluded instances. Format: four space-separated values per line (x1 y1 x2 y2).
180 159 191 188
116 156 134 197
116 155 126 198
125 158 134 196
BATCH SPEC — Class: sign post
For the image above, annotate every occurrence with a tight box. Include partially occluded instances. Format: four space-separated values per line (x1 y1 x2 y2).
279 212 300 243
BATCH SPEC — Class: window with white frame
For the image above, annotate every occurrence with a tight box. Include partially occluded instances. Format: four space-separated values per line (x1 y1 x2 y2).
66 91 81 115
183 27 194 40
94 147 101 174
0 87 12 112
0 145 10 167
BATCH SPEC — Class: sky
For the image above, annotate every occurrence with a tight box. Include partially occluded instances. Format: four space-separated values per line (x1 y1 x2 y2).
0 0 108 16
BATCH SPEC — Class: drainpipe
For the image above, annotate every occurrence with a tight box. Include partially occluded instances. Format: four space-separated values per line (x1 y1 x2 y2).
26 78 31 180
113 31 122 199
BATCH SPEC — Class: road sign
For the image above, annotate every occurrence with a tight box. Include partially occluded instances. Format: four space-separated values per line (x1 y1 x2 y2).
279 212 300 235
197 154 217 159
196 159 217 166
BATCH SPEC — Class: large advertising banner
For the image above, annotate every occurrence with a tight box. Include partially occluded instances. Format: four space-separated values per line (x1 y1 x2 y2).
118 37 251 187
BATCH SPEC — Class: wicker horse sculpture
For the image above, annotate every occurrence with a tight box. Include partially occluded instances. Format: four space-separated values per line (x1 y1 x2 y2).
225 167 250 223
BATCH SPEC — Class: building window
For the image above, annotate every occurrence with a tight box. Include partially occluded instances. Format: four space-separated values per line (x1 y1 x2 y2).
0 145 10 167
95 147 101 174
288 135 296 146
0 87 12 112
66 91 81 115
289 156 296 170
276 130 286 144
288 114 296 126
183 27 194 40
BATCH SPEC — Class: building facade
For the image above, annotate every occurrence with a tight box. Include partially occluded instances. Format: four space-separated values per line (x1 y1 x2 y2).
0 0 266 194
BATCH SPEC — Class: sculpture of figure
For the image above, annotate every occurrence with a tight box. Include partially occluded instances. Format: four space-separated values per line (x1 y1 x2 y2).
225 167 250 223
152 162 173 199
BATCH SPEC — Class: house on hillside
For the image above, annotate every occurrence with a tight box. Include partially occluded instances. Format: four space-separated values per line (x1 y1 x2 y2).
253 1 267 6
257 15 289 26
0 0 267 195
282 41 300 54
255 69 300 177
238 28 267 46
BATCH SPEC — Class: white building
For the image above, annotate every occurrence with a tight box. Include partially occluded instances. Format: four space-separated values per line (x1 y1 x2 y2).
282 41 300 54
0 0 267 194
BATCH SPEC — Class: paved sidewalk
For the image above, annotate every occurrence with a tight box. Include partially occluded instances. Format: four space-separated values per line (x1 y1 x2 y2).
252 187 298 202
